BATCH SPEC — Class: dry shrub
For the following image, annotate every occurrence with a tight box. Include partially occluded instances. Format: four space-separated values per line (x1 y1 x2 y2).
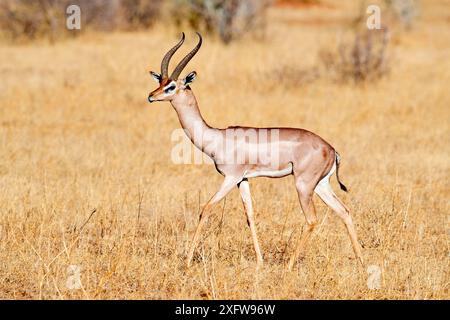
0 0 62 41
73 0 121 32
385 0 419 30
173 0 274 44
265 66 320 89
319 29 390 83
120 0 164 30
0 0 163 42
265 29 390 88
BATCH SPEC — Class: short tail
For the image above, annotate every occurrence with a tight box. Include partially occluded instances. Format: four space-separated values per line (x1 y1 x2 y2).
335 152 348 192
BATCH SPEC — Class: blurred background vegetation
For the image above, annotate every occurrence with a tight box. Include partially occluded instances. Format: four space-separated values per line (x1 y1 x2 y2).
0 0 419 84
0 0 418 42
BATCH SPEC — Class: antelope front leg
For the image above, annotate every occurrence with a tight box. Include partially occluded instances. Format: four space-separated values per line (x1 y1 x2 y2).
238 179 263 267
186 176 240 267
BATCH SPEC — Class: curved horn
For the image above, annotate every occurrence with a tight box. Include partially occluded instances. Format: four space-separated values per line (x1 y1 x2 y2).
170 32 202 80
161 32 185 78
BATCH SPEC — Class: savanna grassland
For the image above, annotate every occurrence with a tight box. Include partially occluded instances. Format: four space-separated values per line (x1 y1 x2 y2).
0 0 448 299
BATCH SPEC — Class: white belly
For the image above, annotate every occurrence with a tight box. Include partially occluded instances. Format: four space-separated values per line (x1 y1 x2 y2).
243 163 293 179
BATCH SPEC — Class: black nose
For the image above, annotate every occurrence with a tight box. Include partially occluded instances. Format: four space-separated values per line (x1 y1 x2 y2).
148 95 153 103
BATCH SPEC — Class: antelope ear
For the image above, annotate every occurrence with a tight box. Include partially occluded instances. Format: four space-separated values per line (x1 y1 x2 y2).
183 71 197 86
149 71 161 83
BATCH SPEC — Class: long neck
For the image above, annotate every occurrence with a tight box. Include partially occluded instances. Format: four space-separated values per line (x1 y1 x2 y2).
171 89 219 158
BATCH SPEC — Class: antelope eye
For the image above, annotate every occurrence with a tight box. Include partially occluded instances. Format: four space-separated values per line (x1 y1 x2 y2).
165 85 176 93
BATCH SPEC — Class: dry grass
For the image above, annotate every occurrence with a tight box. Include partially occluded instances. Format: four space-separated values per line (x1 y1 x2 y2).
0 0 449 299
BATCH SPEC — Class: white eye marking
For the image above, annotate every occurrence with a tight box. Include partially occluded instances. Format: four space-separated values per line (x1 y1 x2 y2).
164 82 176 94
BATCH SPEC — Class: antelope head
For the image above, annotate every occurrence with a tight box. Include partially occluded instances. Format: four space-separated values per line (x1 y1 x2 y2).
148 32 202 103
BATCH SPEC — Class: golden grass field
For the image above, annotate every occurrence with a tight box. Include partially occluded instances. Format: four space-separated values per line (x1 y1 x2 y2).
0 0 449 299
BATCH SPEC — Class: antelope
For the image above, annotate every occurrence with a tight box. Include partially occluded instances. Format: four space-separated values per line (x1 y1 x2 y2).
147 32 364 270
